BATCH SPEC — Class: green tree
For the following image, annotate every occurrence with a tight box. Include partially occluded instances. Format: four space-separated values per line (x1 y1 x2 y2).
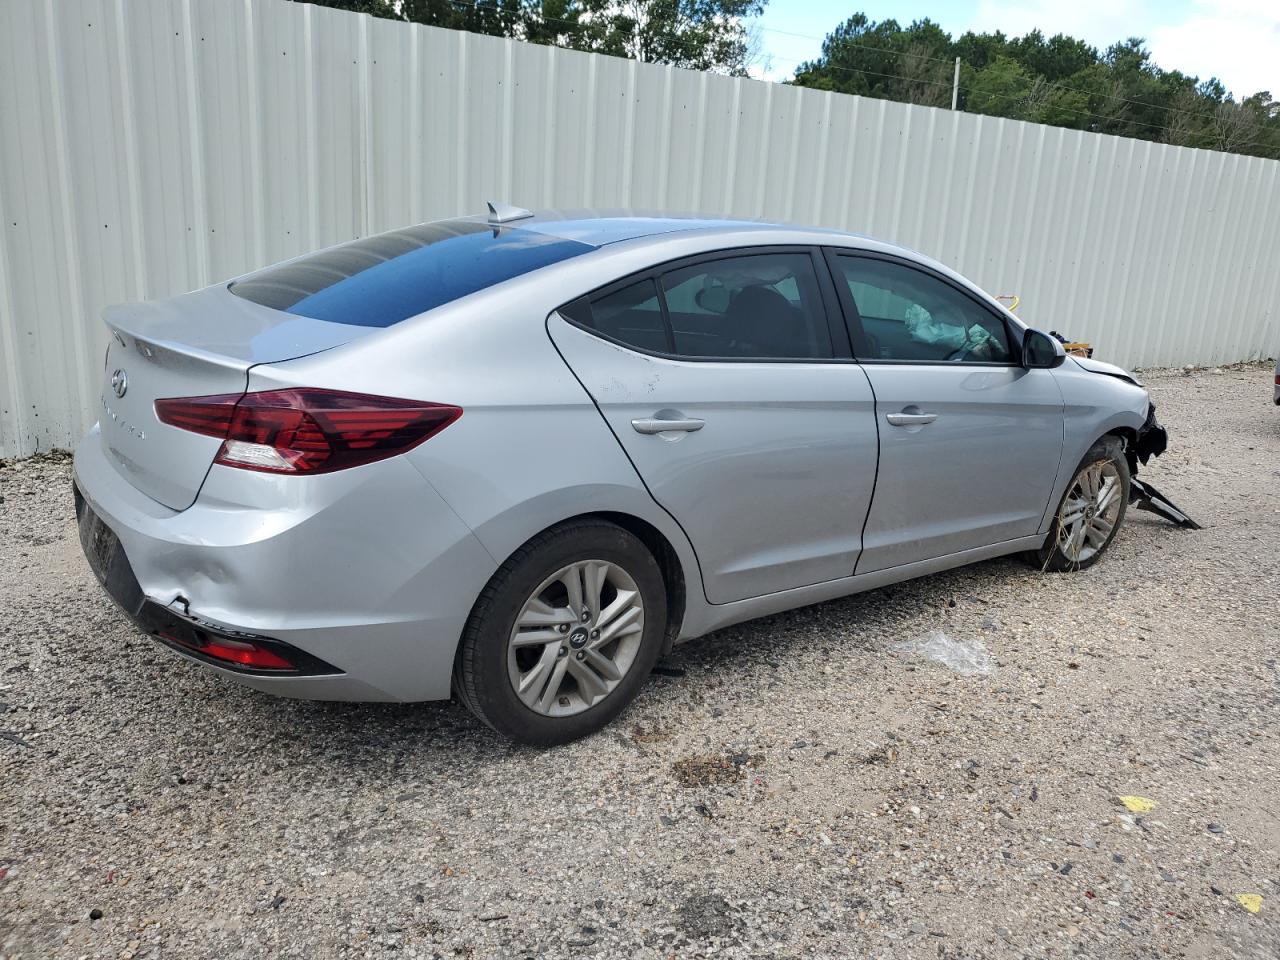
1008 30 1095 82
572 0 763 74
964 56 1029 117
359 0 765 75
287 0 402 19
951 29 1008 73
399 0 527 37
792 12 1278 160
793 14 913 98
1022 79 1090 128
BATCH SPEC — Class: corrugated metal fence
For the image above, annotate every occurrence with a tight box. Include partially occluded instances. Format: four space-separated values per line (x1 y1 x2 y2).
2 0 1279 458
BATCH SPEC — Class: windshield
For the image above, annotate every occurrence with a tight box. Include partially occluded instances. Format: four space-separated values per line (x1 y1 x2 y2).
229 219 593 327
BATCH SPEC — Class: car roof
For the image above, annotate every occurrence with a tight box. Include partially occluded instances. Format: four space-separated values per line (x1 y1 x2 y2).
462 208 897 250
480 210 1021 331
513 211 778 245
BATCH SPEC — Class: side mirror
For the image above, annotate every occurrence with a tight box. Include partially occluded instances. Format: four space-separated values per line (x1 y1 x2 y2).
1022 328 1066 369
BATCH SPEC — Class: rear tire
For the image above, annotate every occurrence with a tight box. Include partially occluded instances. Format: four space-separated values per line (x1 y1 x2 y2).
453 519 667 746
1031 436 1130 572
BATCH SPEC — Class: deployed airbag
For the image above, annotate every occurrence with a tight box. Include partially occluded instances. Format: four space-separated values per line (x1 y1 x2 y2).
903 304 1002 360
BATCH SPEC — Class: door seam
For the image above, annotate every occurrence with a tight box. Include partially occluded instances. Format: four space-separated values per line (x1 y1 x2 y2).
543 311 713 604
851 363 881 578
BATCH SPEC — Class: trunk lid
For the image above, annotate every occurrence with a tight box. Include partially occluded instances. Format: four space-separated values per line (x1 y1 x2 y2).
97 283 374 510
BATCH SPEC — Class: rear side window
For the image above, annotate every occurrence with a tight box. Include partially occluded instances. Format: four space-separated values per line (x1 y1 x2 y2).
575 250 833 360
230 220 593 327
659 253 831 359
590 279 670 353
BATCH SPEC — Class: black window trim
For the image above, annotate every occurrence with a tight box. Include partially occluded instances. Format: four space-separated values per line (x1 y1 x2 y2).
557 245 856 364
820 247 1025 368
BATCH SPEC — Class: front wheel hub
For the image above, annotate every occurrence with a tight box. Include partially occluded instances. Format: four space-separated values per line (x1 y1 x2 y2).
1057 459 1122 564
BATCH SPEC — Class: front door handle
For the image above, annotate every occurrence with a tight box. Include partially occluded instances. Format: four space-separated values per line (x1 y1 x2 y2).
631 416 705 435
885 412 938 427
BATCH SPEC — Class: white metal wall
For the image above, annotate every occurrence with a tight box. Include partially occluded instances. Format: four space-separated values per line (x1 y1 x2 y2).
2 0 1279 459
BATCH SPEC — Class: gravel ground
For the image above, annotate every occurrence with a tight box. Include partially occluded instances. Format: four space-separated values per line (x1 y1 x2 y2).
3 364 1278 959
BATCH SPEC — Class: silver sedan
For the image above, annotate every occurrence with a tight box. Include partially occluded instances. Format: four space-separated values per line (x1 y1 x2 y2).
73 208 1169 744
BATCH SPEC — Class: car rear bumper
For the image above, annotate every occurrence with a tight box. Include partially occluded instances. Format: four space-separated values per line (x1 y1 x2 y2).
72 425 498 701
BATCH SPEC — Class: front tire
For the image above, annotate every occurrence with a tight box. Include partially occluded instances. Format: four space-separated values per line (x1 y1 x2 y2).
1034 436 1130 572
453 519 667 746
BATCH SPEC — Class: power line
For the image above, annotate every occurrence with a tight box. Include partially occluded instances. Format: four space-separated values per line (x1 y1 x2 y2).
439 0 1268 128
760 49 1277 156
406 0 1279 157
759 28 1267 128
741 16 1269 125
437 0 1264 124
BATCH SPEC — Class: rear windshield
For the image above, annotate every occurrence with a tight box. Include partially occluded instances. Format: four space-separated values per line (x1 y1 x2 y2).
229 219 593 327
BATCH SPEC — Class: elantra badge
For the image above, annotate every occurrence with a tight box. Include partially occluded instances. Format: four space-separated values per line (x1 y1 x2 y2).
101 396 144 440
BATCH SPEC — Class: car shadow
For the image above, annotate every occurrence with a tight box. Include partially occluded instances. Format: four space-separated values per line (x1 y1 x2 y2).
208 509 1197 765
210 553 1042 766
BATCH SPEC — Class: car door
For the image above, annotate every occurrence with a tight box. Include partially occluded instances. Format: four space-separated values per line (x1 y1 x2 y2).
824 249 1065 574
548 247 879 604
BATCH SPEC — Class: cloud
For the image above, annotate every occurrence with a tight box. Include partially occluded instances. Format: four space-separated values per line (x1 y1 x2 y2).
1149 1 1280 98
966 0 1278 100
967 0 1157 48
752 0 1278 100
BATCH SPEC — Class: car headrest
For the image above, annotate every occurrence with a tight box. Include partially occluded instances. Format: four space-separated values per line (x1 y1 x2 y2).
726 286 796 353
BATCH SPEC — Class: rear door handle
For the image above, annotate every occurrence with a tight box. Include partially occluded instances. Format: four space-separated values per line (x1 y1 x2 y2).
631 417 705 435
885 412 938 427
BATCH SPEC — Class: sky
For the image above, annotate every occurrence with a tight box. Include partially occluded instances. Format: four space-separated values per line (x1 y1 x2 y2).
751 0 1280 101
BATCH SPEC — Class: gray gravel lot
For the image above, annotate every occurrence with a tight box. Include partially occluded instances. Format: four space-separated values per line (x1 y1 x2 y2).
3 364 1279 959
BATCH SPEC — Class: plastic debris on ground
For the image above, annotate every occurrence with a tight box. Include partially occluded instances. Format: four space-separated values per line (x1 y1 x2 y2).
1117 795 1158 814
891 630 994 676
1235 894 1263 914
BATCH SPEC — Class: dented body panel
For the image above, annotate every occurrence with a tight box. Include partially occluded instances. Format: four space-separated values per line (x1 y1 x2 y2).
1038 358 1152 533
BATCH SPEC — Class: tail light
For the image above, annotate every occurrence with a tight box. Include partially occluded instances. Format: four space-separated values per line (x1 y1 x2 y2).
155 388 461 474
159 631 296 670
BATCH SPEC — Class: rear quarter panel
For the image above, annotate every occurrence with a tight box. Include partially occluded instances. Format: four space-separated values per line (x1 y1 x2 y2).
251 263 704 624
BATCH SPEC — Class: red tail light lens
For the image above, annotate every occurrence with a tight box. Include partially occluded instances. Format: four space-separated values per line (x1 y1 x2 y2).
160 631 296 670
155 388 461 474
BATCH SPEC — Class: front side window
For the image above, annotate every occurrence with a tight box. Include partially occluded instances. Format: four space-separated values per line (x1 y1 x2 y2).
834 256 1013 363
659 253 832 359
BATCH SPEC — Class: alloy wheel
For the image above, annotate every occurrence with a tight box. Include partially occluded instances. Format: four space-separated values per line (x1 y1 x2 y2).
1056 460 1123 564
507 560 645 717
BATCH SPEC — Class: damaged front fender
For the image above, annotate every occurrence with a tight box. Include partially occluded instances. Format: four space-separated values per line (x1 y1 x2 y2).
1133 402 1168 465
